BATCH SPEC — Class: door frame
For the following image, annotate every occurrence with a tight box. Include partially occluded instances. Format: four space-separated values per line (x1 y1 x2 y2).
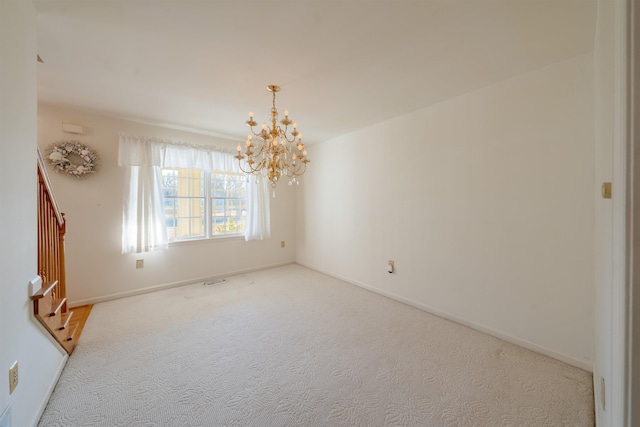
611 0 637 424
596 0 635 425
626 0 638 423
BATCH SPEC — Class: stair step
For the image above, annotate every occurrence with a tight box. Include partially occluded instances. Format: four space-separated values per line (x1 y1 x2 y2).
32 303 91 355
49 298 66 317
31 280 59 300
66 322 79 342
59 311 74 330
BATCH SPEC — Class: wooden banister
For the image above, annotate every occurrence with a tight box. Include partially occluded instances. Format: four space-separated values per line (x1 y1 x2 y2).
37 150 66 297
37 150 64 224
31 279 59 300
34 148 76 354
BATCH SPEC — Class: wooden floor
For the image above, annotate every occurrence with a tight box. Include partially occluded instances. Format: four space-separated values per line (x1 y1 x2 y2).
70 305 93 343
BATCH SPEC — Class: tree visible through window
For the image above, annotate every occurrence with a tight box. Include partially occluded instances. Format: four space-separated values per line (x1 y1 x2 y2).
162 168 246 241
211 172 247 235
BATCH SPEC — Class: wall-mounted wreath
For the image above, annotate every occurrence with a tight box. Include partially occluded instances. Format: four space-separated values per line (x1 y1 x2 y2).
47 141 99 177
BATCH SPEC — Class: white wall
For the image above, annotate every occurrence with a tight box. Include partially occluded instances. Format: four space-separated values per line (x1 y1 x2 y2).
297 53 595 369
37 104 296 305
0 1 68 426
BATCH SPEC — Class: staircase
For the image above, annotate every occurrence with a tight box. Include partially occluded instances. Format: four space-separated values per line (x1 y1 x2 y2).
31 150 78 354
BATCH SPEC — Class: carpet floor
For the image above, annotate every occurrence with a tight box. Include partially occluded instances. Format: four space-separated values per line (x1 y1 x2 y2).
39 264 594 426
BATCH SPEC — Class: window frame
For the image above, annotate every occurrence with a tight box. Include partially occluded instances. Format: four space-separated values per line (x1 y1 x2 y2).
162 167 247 243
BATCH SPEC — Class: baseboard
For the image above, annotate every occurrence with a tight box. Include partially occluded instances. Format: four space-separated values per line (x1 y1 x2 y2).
30 354 68 427
297 261 593 372
69 261 295 307
0 405 10 427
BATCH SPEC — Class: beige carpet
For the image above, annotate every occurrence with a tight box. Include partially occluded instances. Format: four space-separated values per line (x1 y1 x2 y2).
39 264 594 426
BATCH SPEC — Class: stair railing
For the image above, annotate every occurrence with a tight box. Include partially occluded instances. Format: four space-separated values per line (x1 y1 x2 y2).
37 150 65 299
32 149 76 354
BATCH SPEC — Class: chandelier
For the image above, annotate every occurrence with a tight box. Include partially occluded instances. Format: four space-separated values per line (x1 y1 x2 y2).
235 85 309 188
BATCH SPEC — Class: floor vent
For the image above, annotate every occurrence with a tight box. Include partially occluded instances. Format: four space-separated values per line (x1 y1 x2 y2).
204 279 226 286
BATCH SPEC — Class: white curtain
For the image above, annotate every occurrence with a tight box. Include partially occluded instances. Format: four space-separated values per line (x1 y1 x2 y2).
163 143 239 171
118 133 270 253
118 135 167 254
244 176 271 241
121 165 167 253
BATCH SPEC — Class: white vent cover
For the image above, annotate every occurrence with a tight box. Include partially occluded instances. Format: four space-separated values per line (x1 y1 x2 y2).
61 123 84 134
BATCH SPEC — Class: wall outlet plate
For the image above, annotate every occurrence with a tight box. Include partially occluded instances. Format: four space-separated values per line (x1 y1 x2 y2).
136 259 144 269
9 361 18 394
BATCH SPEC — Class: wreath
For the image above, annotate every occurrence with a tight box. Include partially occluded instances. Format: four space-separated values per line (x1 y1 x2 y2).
47 141 99 177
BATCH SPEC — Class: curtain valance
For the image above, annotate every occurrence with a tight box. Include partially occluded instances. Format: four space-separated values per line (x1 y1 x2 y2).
118 133 240 172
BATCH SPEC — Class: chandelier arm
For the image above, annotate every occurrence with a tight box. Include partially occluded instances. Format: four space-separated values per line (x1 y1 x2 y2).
273 124 300 144
256 144 267 158
284 133 298 143
242 160 263 176
249 125 273 140
281 158 303 176
256 157 268 172
283 165 295 178
291 162 307 177
246 142 267 159
237 161 254 175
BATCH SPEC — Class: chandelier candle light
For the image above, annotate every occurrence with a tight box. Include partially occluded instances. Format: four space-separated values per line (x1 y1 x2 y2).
236 85 309 188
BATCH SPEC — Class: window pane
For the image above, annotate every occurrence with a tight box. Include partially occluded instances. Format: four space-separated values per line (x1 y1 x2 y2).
211 172 247 236
162 168 205 241
212 217 225 234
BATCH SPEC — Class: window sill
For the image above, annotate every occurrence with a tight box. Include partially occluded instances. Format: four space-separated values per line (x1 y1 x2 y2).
168 234 245 247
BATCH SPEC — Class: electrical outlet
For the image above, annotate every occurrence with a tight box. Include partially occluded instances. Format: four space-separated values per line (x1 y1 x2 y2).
136 259 144 269
9 361 18 394
388 260 395 273
281 241 285 248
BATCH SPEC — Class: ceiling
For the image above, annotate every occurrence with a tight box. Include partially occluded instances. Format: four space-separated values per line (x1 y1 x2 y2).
34 1 596 144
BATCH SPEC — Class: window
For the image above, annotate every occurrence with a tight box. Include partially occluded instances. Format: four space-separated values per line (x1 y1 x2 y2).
119 134 270 254
162 168 247 242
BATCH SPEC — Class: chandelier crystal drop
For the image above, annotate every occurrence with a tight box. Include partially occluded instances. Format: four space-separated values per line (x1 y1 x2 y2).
235 85 310 188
